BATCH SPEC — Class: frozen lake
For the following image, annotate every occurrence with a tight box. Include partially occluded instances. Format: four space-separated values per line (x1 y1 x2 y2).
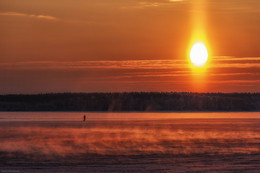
1 112 260 121
0 112 260 172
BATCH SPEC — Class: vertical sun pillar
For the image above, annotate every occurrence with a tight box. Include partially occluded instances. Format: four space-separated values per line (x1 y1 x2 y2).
187 0 210 92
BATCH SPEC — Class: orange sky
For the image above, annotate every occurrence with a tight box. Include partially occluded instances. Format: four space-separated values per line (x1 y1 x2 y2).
0 0 260 93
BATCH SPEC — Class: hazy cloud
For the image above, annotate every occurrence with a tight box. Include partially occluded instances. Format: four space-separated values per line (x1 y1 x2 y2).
122 0 185 9
0 57 260 70
0 12 59 20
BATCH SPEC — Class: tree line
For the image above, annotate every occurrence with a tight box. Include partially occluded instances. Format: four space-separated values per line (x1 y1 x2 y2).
0 92 259 111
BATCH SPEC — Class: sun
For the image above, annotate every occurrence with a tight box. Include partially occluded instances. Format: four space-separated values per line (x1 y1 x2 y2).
189 42 208 67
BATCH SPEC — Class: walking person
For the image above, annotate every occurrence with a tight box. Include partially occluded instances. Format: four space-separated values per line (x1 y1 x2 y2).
83 115 86 122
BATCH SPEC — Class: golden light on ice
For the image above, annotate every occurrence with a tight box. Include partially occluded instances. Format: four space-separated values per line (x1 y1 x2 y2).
189 42 208 67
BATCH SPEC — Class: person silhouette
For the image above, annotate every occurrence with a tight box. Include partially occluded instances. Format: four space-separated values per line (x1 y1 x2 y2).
83 115 86 122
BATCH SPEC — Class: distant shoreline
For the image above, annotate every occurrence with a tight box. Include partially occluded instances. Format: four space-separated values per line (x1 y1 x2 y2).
0 92 260 112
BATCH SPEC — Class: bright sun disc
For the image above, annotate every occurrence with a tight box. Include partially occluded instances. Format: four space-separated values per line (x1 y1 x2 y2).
190 42 208 67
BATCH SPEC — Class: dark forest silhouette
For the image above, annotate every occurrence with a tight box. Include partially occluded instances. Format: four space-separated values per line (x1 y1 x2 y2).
0 92 259 112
